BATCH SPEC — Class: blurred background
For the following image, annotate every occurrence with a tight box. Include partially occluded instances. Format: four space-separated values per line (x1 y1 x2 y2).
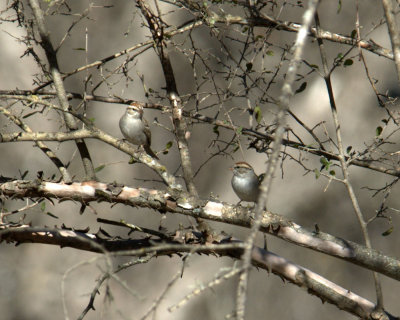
0 0 399 319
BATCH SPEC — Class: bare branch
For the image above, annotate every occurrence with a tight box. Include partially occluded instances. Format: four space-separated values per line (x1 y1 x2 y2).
1 92 399 178
0 223 396 319
382 0 400 86
170 93 198 196
315 10 384 309
28 0 95 180
0 104 72 182
1 179 399 282
236 1 320 319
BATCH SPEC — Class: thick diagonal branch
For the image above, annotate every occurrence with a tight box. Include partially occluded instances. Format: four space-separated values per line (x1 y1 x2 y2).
0 224 396 319
0 180 399 281
28 0 95 180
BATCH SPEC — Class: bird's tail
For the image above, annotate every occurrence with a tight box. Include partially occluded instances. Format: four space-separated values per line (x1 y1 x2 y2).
144 145 159 160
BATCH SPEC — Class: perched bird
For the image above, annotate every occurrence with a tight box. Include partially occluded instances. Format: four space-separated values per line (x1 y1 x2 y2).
119 103 159 159
231 161 263 203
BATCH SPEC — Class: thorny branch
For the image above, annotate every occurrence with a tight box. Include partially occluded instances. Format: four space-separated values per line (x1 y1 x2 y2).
236 1 320 319
1 1 400 319
136 0 198 196
0 180 399 281
0 103 72 182
1 92 398 178
315 10 384 309
28 0 96 180
0 222 396 319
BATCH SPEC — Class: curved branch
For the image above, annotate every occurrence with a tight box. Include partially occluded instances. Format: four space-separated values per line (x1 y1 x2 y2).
207 10 394 60
0 124 181 190
0 179 399 282
0 224 395 319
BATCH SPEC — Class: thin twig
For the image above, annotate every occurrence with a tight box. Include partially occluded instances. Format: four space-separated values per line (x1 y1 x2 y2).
0 104 72 182
235 2 321 319
1 91 399 178
77 255 155 320
314 10 384 310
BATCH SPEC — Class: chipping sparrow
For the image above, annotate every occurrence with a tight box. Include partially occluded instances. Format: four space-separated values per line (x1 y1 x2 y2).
119 103 159 159
231 162 263 203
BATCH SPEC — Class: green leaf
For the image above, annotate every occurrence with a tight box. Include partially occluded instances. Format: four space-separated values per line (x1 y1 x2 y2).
236 126 243 135
73 48 86 51
351 29 357 39
320 157 331 171
320 157 329 166
46 212 59 219
40 201 46 212
329 170 336 176
336 53 344 60
376 126 383 136
382 227 393 236
295 82 307 94
346 146 352 154
314 169 320 179
165 141 173 149
266 50 274 56
337 0 342 13
213 125 220 135
254 106 262 123
128 157 137 164
95 164 106 173
344 59 353 66
309 64 319 69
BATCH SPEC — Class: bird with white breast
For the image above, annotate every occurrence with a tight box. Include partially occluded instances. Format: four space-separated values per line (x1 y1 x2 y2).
231 161 263 203
119 103 159 159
